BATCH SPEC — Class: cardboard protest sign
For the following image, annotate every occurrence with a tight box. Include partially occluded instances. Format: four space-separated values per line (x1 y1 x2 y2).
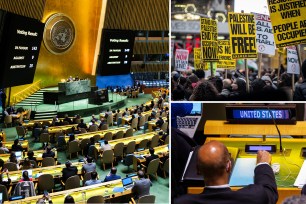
175 49 189 71
253 13 275 55
194 48 206 70
287 46 300 75
267 0 306 48
217 40 236 69
200 18 218 62
228 12 257 59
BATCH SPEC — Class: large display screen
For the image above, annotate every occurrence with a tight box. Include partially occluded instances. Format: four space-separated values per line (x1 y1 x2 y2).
96 29 135 76
0 10 44 88
226 104 297 124
232 109 290 120
190 103 202 115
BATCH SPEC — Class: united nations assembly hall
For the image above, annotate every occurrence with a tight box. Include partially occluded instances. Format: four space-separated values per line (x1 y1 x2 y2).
172 103 306 204
0 0 169 203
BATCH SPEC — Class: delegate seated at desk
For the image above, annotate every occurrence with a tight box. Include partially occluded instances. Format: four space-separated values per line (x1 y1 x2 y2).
42 147 55 158
174 141 278 204
132 170 152 200
84 171 102 186
62 161 77 183
145 148 159 167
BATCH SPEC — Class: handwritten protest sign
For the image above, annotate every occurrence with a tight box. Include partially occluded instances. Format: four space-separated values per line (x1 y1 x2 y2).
175 49 189 71
287 46 300 75
228 12 257 59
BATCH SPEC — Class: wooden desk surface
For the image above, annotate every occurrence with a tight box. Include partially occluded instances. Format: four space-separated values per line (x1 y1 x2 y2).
3 162 83 183
0 150 58 162
0 131 6 142
188 137 306 204
96 132 158 151
48 124 76 133
2 140 29 151
204 120 306 137
10 110 28 119
134 145 169 163
65 127 130 142
4 176 137 204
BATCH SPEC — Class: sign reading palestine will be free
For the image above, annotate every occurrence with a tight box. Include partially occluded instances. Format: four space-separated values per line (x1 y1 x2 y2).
267 0 306 48
200 18 218 62
228 12 257 59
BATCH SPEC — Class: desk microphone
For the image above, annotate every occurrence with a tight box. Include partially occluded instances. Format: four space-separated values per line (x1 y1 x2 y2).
267 105 283 153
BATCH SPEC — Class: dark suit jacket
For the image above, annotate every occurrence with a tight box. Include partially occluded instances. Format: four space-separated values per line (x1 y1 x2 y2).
132 178 152 199
42 151 55 158
12 144 23 152
156 119 164 128
62 166 78 182
145 154 159 167
174 164 278 204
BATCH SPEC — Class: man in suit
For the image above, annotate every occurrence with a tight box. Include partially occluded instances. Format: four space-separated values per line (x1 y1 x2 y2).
145 148 159 167
174 141 278 204
84 171 102 186
132 170 152 200
155 117 164 130
63 114 72 124
104 167 121 182
81 156 96 174
62 161 78 183
42 147 55 158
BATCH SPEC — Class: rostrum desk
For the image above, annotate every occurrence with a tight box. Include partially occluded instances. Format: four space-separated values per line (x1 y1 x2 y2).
4 176 137 204
188 137 306 204
204 120 306 137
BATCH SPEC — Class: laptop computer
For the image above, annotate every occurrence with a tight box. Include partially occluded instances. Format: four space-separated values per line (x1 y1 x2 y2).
122 177 134 190
9 195 25 201
15 151 22 159
22 169 33 179
177 103 202 138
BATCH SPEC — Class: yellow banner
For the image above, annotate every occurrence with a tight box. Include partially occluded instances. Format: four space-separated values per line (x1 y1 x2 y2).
194 48 205 70
228 12 257 59
268 0 306 48
200 18 218 62
217 40 236 69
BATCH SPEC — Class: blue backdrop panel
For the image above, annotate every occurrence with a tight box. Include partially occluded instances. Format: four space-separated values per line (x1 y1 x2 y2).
96 74 134 88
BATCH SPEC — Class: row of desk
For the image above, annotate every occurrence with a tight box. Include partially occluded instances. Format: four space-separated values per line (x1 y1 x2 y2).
95 132 159 151
3 143 169 204
0 149 58 162
4 176 137 204
191 120 306 204
3 162 83 184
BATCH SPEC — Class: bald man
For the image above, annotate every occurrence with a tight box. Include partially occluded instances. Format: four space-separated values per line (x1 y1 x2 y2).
174 141 278 204
220 79 232 98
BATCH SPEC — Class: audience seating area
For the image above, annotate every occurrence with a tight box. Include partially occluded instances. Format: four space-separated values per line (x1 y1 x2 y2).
0 92 169 203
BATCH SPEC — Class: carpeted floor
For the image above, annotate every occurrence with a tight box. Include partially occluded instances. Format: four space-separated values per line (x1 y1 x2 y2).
1 94 169 203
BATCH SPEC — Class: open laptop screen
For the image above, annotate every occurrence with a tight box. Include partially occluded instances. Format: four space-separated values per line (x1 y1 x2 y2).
190 103 202 115
122 177 133 186
22 170 33 179
15 151 22 159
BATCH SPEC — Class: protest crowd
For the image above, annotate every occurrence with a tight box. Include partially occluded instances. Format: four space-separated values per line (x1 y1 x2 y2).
171 60 306 101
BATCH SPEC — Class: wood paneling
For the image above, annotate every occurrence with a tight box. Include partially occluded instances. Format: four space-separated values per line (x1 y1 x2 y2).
134 41 169 54
131 62 169 73
0 0 46 20
104 0 168 31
